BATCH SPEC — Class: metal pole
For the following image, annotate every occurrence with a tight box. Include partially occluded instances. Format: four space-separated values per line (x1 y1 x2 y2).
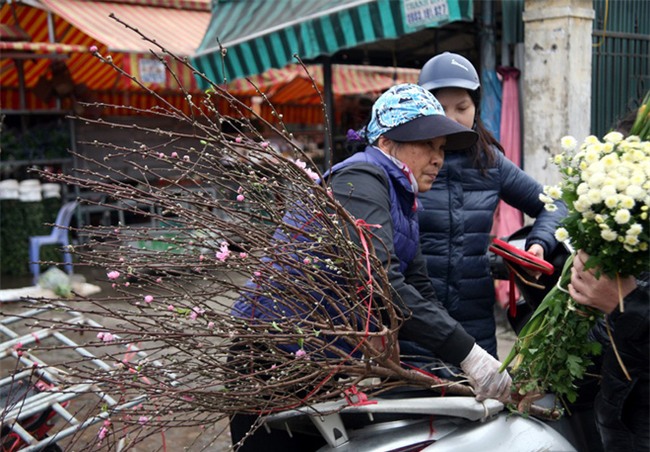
322 58 333 171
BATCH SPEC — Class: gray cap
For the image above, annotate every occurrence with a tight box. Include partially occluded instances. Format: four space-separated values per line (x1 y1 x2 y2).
418 52 480 92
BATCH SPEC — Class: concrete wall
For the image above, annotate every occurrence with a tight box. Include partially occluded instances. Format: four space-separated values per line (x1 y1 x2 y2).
522 0 594 187
73 116 201 183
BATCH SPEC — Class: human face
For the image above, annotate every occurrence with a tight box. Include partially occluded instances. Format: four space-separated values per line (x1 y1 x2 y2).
433 88 476 129
383 136 445 192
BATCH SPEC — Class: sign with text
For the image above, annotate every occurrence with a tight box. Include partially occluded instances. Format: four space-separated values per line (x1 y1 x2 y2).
402 0 450 29
138 58 166 85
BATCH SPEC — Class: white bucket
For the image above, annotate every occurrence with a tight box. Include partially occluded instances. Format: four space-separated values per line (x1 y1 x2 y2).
19 180 43 202
0 179 20 200
42 183 62 199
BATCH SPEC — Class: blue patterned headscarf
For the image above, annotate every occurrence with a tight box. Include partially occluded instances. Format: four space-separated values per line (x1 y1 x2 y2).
365 84 446 144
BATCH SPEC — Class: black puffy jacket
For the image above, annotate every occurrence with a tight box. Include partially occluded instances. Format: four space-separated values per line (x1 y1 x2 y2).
418 148 567 356
594 273 649 451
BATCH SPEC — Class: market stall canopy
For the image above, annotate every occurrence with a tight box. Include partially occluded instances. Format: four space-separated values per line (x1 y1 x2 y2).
226 63 420 104
1 0 210 112
192 0 473 86
222 63 419 125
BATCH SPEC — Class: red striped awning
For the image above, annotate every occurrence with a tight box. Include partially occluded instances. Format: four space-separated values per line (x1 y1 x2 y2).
0 41 88 56
1 0 210 112
0 3 121 96
86 0 210 11
88 0 210 10
41 0 210 56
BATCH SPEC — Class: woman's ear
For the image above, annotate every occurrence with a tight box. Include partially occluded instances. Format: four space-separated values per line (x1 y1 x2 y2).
377 135 392 150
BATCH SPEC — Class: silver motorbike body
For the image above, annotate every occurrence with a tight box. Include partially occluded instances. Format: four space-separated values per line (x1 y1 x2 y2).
264 396 577 452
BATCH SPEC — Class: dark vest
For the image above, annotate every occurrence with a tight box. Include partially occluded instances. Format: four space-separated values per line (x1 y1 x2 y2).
327 146 419 273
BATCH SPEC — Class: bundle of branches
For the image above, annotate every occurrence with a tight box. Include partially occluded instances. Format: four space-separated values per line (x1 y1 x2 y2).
1 16 479 450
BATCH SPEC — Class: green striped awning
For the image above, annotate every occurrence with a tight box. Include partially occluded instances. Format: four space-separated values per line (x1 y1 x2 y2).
192 0 472 86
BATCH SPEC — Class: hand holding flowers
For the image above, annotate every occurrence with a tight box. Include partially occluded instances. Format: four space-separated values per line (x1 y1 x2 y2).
500 95 650 411
569 250 639 314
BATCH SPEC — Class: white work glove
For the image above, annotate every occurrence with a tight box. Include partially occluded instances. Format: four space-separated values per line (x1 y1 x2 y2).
460 344 512 403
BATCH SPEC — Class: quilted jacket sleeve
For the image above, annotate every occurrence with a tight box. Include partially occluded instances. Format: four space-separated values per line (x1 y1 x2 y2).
497 151 568 256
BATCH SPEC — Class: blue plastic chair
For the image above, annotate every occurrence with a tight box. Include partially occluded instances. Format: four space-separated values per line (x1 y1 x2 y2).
29 201 79 285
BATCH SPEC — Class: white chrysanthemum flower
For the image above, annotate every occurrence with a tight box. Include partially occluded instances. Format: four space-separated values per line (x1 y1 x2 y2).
555 227 569 241
615 177 630 191
584 149 600 165
604 195 619 209
561 136 578 151
631 149 646 163
630 172 646 187
601 228 618 242
603 131 624 145
601 153 619 170
576 182 589 196
627 223 643 236
625 185 644 201
616 164 632 177
553 154 565 165
618 195 635 209
587 161 605 176
574 197 591 213
603 142 615 154
539 193 554 204
544 203 558 212
587 172 606 188
642 141 650 153
583 210 596 220
587 189 602 204
584 135 600 145
614 209 631 224
624 235 640 246
594 214 606 224
600 184 617 197
546 185 562 199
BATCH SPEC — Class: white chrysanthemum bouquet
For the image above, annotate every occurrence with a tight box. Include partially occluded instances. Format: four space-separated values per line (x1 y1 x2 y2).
501 92 650 410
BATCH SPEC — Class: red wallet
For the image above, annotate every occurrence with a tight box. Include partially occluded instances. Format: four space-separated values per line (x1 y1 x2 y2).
489 238 555 316
489 238 555 276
